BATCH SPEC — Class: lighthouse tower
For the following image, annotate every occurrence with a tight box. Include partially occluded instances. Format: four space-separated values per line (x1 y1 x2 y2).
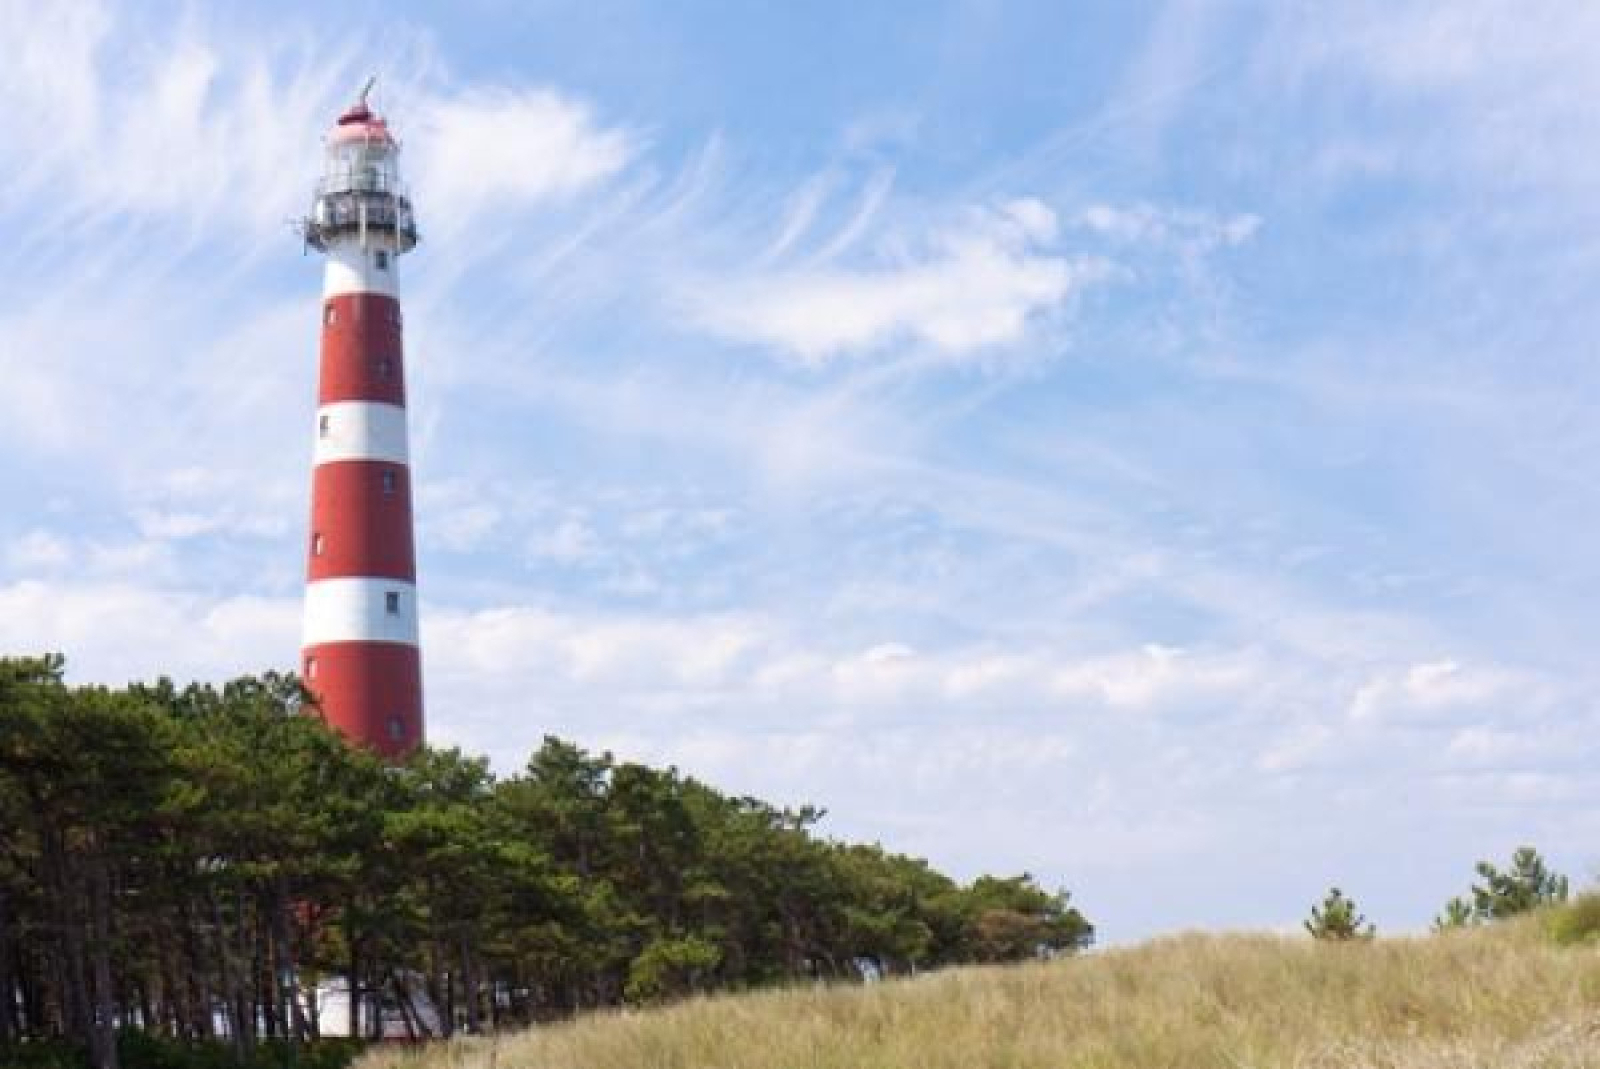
300 85 424 760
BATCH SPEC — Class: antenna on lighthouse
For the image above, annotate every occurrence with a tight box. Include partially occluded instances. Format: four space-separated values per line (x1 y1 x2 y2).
356 74 377 110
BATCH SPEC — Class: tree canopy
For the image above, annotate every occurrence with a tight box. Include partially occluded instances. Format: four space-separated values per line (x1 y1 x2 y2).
1303 887 1374 942
0 655 1093 1068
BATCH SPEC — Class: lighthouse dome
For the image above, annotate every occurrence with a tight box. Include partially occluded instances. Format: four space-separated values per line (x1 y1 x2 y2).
329 101 396 145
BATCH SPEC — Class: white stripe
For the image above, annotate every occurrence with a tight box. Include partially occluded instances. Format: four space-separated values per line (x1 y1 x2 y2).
323 238 401 299
303 578 419 646
314 401 409 466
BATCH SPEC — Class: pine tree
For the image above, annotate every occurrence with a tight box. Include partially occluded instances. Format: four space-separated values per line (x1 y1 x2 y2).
1432 895 1475 933
1471 847 1568 921
1303 887 1375 941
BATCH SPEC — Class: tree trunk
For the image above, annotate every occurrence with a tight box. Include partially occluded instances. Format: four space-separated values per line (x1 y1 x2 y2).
156 936 182 1039
0 887 16 1043
61 870 94 1054
135 977 154 1035
460 938 481 1035
427 939 451 1039
177 898 212 1040
367 959 383 1041
347 928 361 1040
85 851 119 1069
390 971 427 1041
270 878 311 1042
209 892 250 1062
250 892 277 1041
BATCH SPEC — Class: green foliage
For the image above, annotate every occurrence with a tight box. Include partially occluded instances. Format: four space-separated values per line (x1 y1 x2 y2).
624 935 723 1003
0 656 1096 1060
1303 887 1375 941
1543 892 1600 947
1471 846 1568 921
962 875 1093 960
0 1036 364 1069
1432 895 1475 933
0 1040 88 1069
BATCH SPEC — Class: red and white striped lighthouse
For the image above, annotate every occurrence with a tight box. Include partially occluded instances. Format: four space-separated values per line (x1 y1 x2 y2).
300 84 424 760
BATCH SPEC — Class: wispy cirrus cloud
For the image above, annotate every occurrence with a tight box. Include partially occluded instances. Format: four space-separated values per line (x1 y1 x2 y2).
690 198 1108 365
0 3 379 239
410 89 636 236
0 2 634 246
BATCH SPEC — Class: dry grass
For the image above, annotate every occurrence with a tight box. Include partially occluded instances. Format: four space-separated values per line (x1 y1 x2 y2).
359 919 1600 1068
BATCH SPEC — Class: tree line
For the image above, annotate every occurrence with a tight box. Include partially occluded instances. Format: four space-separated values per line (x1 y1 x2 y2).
1302 846 1571 941
0 655 1092 1069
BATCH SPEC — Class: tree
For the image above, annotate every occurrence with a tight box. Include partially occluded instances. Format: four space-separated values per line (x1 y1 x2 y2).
1471 846 1568 921
623 936 721 1003
1432 896 1474 933
961 875 1094 960
0 656 1098 1059
1303 887 1374 941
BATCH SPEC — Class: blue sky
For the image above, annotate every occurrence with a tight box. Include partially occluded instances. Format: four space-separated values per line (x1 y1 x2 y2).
3 0 1599 942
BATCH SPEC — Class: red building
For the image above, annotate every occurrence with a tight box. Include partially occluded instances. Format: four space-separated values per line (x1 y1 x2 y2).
299 86 424 760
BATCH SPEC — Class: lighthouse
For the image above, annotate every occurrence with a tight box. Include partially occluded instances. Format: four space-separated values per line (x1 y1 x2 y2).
299 83 424 760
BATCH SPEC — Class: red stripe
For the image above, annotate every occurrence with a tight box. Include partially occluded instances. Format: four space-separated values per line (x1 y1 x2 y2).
306 461 416 581
320 294 406 406
302 641 424 760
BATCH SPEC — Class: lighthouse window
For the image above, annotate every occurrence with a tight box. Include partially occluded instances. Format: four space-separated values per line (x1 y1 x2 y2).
312 533 325 556
387 716 405 742
385 591 400 615
374 249 390 271
381 471 396 495
305 656 318 679
377 357 392 379
318 414 330 438
324 304 337 326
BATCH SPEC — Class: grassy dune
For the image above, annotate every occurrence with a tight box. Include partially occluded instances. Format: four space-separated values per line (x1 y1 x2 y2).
361 918 1600 1069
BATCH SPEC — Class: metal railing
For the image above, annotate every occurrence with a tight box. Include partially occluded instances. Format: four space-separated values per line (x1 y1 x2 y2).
303 189 419 251
318 169 401 196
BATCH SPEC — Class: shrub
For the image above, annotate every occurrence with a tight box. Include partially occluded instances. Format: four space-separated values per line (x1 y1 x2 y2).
1471 846 1568 921
1303 887 1375 941
1545 892 1600 947
624 935 723 1004
0 1040 88 1069
108 1033 366 1069
1432 895 1474 933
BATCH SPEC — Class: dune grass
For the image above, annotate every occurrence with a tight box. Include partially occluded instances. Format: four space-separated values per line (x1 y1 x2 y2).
359 917 1600 1068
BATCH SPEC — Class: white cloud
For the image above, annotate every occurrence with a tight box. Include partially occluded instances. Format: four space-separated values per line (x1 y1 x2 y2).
527 515 600 565
427 503 502 553
0 579 297 684
1257 2 1600 193
1257 722 1334 774
0 3 631 246
1348 659 1530 725
693 199 1107 364
132 505 287 542
3 532 70 572
0 3 380 238
410 88 635 235
0 2 111 195
1077 202 1260 250
1443 725 1540 767
1050 644 1258 712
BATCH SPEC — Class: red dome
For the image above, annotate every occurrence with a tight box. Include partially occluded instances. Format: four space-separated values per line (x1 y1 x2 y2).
329 102 394 145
